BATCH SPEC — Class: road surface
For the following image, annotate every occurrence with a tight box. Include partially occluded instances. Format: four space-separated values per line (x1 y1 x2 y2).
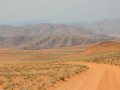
49 62 120 90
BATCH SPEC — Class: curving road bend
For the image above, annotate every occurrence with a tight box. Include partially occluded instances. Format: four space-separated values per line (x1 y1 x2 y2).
49 62 120 90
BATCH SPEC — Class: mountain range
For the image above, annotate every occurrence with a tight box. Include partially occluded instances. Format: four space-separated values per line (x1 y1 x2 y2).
83 19 120 38
0 19 119 50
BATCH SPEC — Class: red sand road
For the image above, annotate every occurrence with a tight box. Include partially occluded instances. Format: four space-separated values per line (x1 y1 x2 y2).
49 62 120 90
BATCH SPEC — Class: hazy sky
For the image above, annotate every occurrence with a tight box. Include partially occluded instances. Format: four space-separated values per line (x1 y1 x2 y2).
0 0 120 24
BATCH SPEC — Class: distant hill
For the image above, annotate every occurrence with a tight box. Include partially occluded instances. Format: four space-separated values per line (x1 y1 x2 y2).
85 19 120 38
0 24 113 50
82 41 120 55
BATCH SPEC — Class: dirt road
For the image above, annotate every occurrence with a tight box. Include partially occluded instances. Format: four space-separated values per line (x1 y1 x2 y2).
49 62 120 90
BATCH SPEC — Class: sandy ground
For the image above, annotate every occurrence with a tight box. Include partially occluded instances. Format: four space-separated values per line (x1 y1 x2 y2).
49 62 120 90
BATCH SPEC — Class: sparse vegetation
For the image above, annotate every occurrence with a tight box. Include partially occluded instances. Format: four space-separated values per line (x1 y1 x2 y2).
81 51 120 66
0 62 88 90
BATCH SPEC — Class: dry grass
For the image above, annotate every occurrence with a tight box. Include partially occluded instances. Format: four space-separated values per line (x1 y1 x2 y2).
81 51 120 66
0 49 88 90
0 62 88 90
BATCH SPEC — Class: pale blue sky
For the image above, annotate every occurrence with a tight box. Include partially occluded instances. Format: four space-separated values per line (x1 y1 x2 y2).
0 0 120 24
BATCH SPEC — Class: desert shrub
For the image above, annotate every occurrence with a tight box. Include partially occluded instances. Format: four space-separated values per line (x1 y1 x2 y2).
81 51 120 66
0 62 88 90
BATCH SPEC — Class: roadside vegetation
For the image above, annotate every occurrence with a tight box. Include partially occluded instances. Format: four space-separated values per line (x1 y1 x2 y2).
0 62 88 90
81 51 120 66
